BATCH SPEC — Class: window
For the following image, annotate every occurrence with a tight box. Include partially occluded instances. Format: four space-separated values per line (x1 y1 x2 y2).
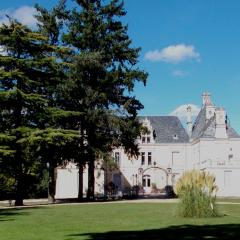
172 151 180 166
148 152 152 165
224 171 232 188
114 152 120 166
143 175 151 187
141 152 145 165
173 134 178 140
141 135 151 144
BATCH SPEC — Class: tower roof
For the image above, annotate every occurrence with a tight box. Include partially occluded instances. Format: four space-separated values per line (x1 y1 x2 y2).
191 107 240 140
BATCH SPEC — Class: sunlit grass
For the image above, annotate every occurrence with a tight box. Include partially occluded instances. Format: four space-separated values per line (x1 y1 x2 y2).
1 202 240 240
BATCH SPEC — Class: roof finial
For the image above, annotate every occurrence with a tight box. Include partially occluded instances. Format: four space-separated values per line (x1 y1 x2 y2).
186 105 192 137
202 92 212 106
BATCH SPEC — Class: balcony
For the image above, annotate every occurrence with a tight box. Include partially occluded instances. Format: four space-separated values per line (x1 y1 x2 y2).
200 159 240 168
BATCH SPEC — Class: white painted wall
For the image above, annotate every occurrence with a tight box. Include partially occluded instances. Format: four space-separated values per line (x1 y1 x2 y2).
55 163 104 199
54 136 240 197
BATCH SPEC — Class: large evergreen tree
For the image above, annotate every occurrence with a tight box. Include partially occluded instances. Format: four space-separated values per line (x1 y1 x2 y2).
0 19 80 205
60 0 148 199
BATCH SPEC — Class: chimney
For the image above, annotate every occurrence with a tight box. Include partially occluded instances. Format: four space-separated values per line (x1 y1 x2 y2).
186 105 193 137
215 107 227 138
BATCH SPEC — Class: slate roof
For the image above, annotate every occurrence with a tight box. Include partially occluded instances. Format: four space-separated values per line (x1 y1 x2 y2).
191 107 240 140
139 116 189 143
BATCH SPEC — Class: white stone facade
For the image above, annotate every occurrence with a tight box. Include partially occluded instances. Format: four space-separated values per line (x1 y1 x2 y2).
55 93 240 198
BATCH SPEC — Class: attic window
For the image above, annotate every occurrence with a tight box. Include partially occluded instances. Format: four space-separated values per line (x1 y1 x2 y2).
173 134 178 140
153 130 156 139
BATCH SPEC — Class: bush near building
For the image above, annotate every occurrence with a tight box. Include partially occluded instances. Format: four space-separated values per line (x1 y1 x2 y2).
175 170 219 217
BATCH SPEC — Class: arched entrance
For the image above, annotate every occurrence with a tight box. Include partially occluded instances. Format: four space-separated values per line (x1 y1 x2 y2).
139 166 170 194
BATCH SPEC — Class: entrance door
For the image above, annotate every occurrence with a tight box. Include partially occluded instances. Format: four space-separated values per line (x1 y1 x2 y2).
113 173 122 190
142 175 151 193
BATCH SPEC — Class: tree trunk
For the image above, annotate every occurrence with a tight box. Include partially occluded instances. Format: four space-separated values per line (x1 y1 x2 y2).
78 164 84 201
87 160 95 200
14 87 24 206
48 164 56 203
15 175 23 206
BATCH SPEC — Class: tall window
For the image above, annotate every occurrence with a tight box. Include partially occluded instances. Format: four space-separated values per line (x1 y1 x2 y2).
143 175 151 187
141 135 151 143
114 152 120 166
148 152 152 165
141 152 145 165
224 170 232 187
172 151 180 166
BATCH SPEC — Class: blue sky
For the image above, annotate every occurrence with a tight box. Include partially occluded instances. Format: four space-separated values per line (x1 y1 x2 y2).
1 0 240 131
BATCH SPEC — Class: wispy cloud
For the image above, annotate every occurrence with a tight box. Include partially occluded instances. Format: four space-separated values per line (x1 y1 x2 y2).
172 69 189 77
169 104 200 122
145 44 200 63
0 6 37 28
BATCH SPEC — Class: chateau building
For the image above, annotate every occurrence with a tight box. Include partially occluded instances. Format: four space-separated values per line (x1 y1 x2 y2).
55 93 240 198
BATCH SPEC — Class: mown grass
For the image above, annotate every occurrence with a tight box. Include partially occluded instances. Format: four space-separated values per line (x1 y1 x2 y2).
1 202 240 240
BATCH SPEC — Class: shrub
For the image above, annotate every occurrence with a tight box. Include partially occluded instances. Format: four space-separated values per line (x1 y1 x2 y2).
175 170 219 218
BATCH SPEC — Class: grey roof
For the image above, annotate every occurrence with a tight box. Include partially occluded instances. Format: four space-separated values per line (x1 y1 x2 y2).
191 107 207 140
191 107 240 140
227 127 240 138
139 116 189 143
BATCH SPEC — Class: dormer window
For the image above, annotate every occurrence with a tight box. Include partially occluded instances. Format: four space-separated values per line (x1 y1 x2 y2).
173 134 178 140
141 135 151 144
141 118 155 144
153 130 156 139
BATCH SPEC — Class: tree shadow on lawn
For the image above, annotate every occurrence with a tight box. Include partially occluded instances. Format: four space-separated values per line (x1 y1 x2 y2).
66 224 240 240
0 207 42 222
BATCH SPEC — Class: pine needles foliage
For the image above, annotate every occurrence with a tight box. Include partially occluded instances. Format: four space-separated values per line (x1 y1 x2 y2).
0 19 80 205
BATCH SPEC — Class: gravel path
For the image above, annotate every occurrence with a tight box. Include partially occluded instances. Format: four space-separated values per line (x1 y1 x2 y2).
1 197 240 209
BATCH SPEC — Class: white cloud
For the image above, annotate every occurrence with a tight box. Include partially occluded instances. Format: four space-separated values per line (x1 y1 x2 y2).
145 44 200 63
169 104 200 123
0 6 37 28
172 69 189 77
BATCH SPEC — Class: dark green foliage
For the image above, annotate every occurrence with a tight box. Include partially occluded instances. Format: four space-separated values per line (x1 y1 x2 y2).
58 0 148 199
0 20 79 204
0 0 147 202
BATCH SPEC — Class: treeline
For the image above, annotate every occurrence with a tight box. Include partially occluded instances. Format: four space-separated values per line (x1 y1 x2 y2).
0 0 147 206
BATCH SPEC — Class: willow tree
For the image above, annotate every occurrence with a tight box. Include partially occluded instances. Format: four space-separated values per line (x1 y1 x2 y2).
0 19 80 205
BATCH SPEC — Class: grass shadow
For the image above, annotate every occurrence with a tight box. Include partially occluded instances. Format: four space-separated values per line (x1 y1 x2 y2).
66 224 240 240
0 206 43 222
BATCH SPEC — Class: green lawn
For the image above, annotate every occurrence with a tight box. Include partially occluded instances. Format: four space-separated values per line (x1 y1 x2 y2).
1 202 240 240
